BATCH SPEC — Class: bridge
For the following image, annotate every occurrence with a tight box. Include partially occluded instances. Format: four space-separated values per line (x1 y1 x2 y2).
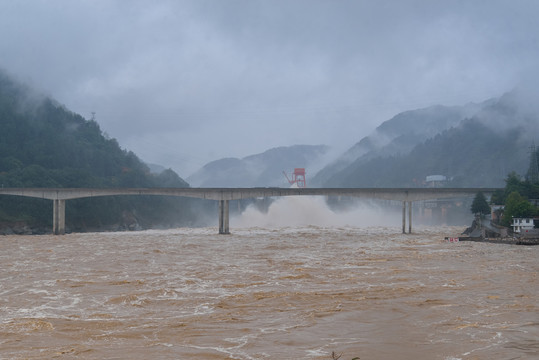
0 187 500 235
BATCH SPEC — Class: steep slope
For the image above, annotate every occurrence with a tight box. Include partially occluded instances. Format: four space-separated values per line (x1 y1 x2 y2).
312 102 487 185
322 91 535 188
187 145 329 187
0 70 194 233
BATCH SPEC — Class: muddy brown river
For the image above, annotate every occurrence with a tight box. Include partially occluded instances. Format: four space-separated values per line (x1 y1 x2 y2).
1 198 537 359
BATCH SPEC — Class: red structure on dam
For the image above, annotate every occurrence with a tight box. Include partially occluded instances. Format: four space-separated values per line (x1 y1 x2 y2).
283 168 306 188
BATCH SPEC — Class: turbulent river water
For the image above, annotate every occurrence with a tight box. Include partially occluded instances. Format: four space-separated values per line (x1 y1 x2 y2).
1 197 538 359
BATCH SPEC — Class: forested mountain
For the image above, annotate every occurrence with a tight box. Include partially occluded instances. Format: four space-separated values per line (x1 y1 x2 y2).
187 145 329 187
318 91 536 188
0 70 197 233
312 102 488 185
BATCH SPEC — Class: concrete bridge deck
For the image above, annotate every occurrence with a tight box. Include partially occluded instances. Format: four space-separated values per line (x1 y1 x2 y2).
0 187 500 235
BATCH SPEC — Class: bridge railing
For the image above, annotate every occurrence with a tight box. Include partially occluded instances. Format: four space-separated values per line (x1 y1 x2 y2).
0 187 499 201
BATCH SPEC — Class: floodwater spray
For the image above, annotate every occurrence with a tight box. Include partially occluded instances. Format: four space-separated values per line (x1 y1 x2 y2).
232 196 401 228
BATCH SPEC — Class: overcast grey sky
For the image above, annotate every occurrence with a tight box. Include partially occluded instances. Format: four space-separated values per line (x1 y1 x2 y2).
1 0 538 176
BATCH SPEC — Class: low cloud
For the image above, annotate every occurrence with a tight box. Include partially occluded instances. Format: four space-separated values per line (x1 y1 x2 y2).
1 0 538 176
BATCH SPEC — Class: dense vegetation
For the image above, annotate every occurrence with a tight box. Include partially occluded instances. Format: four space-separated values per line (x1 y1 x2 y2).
491 171 539 226
0 70 200 233
471 191 491 216
321 91 534 188
325 119 528 188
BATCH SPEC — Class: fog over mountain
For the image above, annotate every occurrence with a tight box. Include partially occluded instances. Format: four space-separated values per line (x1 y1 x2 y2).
0 70 199 233
315 89 538 188
188 145 328 187
1 1 538 176
188 87 539 189
312 101 490 185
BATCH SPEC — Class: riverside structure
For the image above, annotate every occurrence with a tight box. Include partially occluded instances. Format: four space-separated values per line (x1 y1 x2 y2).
0 187 500 235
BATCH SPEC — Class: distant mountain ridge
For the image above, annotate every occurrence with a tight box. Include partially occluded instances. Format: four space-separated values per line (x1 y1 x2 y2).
187 145 329 187
315 90 536 188
188 91 536 190
312 101 490 185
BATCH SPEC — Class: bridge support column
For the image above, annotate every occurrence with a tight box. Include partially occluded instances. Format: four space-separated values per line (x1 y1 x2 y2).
218 200 230 234
408 201 412 234
402 201 413 234
402 201 406 234
53 199 65 235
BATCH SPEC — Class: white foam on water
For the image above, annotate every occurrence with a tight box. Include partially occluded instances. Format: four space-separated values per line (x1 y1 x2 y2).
193 303 215 315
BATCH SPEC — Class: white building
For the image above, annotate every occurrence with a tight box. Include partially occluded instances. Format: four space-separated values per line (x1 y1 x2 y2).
511 218 535 233
425 175 447 188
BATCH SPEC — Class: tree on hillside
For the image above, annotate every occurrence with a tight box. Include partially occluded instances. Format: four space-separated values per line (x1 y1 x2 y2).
471 192 490 216
504 172 525 195
490 172 539 205
502 191 536 227
490 188 505 205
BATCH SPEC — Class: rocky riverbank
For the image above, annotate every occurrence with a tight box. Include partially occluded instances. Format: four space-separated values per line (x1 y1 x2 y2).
0 221 50 235
0 216 144 235
459 236 539 246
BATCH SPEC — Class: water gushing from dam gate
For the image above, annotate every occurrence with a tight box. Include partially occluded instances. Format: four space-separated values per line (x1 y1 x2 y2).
233 196 401 228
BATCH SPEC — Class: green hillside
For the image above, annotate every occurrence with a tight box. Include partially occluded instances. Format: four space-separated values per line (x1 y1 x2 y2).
322 92 535 188
0 70 198 233
327 119 527 187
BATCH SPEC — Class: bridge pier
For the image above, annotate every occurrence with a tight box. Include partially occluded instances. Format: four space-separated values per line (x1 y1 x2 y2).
53 199 66 235
409 201 412 234
402 201 413 234
218 199 230 234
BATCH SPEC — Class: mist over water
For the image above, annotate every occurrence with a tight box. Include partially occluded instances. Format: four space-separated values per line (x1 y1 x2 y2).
233 196 402 228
